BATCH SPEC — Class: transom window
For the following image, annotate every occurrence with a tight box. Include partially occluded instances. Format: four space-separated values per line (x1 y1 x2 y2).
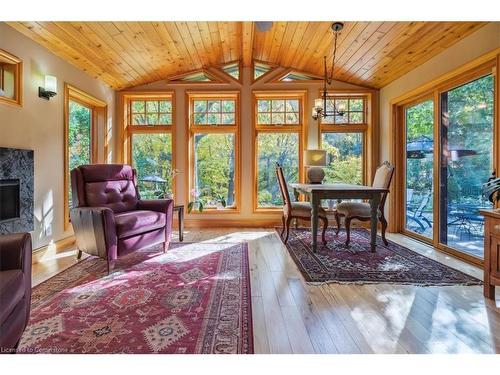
256 98 300 125
130 99 172 126
192 99 236 126
322 97 365 125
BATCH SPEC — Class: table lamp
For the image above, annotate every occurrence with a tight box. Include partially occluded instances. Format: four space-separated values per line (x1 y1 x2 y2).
305 149 327 184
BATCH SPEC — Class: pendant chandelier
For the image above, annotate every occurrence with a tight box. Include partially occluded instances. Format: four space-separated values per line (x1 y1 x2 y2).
312 22 346 120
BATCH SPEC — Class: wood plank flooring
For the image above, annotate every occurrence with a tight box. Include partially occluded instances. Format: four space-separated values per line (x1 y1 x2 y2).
32 228 500 354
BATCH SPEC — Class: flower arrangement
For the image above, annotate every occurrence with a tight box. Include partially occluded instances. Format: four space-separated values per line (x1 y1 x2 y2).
188 189 227 212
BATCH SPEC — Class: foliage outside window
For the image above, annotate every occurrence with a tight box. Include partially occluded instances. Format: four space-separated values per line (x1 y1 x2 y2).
221 62 240 80
321 132 363 185
68 100 92 208
188 93 239 212
131 99 172 126
192 99 236 126
132 133 173 200
322 97 365 125
256 99 300 125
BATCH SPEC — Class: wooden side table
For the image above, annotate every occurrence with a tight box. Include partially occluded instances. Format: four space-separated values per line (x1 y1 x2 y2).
173 205 184 242
480 209 500 299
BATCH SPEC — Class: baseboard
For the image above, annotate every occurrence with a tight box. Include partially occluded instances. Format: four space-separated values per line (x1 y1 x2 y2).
32 236 76 264
184 218 282 228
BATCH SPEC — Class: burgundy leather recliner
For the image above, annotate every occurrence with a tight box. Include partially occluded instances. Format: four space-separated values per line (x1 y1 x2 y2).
70 164 174 273
0 232 32 352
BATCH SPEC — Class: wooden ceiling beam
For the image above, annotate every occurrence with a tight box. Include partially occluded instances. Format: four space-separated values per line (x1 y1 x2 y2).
241 21 254 67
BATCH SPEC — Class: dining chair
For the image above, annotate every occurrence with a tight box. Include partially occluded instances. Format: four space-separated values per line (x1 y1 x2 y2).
333 161 394 246
276 163 328 244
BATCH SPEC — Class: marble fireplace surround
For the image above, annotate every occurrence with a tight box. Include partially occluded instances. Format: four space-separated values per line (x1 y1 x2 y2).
0 147 34 234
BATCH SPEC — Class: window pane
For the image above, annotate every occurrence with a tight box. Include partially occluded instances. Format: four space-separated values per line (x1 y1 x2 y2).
349 112 363 124
222 100 235 112
405 100 434 239
439 74 494 258
271 100 285 112
286 112 299 124
193 133 236 207
258 113 271 124
207 100 221 112
349 99 363 111
159 100 172 113
68 100 92 208
131 100 145 113
258 100 270 112
132 133 173 200
159 113 172 125
194 100 207 113
194 113 207 124
271 113 285 125
222 113 235 125
335 114 348 124
257 133 299 207
286 99 299 112
146 101 158 113
322 132 363 184
147 113 159 125
132 114 146 125
207 113 220 125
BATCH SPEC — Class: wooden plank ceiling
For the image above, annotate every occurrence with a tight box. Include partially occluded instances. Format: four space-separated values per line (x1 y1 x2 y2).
6 21 487 90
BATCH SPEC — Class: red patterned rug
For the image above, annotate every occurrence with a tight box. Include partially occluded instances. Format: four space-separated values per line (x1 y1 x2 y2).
278 227 482 286
18 242 253 354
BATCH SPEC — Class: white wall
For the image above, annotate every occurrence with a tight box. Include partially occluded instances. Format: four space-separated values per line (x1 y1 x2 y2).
0 23 115 249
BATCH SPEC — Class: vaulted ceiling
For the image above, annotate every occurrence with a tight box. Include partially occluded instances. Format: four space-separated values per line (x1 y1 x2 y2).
6 21 487 90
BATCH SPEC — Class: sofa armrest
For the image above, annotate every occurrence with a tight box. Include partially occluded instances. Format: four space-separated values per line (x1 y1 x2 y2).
0 233 32 272
70 207 117 260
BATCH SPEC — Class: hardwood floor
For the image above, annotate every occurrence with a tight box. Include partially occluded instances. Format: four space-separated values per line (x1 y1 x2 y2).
32 228 500 354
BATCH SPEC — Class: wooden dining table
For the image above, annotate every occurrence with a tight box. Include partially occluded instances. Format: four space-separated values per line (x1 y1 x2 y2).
289 183 389 253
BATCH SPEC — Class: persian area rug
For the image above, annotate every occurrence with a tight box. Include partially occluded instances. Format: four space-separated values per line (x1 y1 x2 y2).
18 242 253 354
278 227 482 286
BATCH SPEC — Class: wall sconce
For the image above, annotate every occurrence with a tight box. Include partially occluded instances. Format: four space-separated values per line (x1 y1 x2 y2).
39 75 57 100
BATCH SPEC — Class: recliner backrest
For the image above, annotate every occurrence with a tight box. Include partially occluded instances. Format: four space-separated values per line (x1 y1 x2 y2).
71 164 139 213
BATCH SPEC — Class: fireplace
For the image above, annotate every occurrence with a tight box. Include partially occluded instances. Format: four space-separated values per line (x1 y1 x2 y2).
0 179 20 222
0 147 34 234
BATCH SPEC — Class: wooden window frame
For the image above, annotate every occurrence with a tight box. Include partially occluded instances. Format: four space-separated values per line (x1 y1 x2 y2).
389 49 500 266
186 91 241 214
319 91 375 186
0 49 22 107
253 90 307 212
121 91 176 200
64 84 107 230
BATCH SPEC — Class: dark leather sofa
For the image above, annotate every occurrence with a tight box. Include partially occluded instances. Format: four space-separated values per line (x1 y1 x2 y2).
0 232 32 352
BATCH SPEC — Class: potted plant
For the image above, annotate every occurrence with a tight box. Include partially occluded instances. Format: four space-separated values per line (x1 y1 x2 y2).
215 194 227 209
188 189 205 213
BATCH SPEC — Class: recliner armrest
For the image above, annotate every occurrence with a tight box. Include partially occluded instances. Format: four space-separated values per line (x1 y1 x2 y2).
0 233 32 272
137 199 174 215
70 206 117 260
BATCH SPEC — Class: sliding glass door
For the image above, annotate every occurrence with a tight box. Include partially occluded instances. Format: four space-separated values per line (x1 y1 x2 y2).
401 73 495 261
439 74 494 259
404 100 434 240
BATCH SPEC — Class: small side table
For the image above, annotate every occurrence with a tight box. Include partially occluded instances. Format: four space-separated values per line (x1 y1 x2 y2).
173 205 184 242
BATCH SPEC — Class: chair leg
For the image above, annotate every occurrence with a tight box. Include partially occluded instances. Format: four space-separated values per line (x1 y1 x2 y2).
76 250 83 260
334 212 341 235
107 259 116 275
163 240 170 253
345 217 352 246
295 218 299 229
320 216 328 245
284 216 293 244
380 213 389 246
280 215 286 237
